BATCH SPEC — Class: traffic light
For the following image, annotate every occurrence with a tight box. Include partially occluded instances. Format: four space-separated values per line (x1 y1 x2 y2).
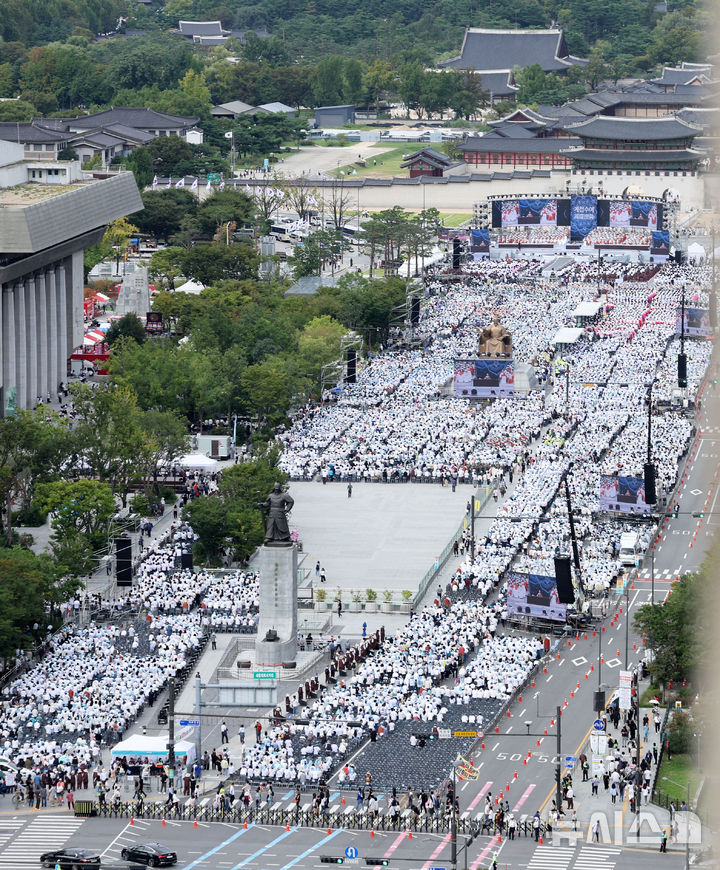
365 860 390 866
643 462 656 505
672 504 679 518
320 858 343 864
678 353 687 388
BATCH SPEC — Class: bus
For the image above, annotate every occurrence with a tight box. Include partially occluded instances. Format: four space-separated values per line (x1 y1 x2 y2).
269 225 292 242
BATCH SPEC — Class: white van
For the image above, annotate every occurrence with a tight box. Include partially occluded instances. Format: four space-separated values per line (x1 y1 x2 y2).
619 532 641 566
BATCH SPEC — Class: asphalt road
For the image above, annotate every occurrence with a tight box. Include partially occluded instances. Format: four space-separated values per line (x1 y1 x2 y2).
0 812 687 870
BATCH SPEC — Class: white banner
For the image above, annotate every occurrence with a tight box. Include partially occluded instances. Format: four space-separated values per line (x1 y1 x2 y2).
618 669 632 710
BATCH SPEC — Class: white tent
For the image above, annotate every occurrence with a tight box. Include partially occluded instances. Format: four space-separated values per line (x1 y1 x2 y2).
573 301 602 318
175 279 205 295
687 242 705 263
178 453 219 470
552 327 584 345
111 734 196 764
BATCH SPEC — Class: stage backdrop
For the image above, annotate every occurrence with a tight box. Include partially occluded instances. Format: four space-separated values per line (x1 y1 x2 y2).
506 570 567 622
598 474 650 514
570 195 597 240
454 359 514 398
676 306 711 337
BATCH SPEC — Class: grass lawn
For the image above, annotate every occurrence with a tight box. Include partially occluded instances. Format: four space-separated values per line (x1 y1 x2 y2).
331 143 415 179
438 212 472 226
656 754 702 803
639 685 663 706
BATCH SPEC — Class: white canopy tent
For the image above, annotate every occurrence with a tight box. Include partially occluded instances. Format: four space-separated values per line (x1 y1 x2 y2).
552 327 584 346
178 453 219 471
687 242 705 263
111 734 196 765
175 279 205 295
573 301 602 318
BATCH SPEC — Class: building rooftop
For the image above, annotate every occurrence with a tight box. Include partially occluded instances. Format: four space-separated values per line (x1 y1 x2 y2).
439 28 586 73
565 147 705 162
566 115 702 140
178 20 224 37
463 136 582 153
0 179 95 208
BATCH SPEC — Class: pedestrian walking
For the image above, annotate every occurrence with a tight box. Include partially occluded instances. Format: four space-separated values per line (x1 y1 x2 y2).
659 829 668 852
211 631 217 650
255 721 263 743
221 721 228 744
337 598 342 617
593 820 600 842
347 483 353 498
320 568 326 583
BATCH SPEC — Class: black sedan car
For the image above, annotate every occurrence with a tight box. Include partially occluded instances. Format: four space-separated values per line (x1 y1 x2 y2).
120 843 177 867
39 847 101 869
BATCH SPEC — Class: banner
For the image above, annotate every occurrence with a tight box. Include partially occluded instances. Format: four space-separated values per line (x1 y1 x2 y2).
598 474 650 515
676 306 711 337
651 230 670 256
570 195 597 240
470 228 490 254
618 669 632 711
506 571 567 622
453 359 514 398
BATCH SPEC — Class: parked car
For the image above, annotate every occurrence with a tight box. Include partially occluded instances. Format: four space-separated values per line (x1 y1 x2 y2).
40 847 101 869
121 843 178 867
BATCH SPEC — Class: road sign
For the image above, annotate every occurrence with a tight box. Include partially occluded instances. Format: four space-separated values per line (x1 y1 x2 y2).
253 671 277 680
453 730 478 738
593 719 605 731
179 719 200 727
565 755 576 763
438 729 452 740
345 847 359 860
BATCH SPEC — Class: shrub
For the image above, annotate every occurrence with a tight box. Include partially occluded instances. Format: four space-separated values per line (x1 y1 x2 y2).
667 710 693 753
13 503 47 527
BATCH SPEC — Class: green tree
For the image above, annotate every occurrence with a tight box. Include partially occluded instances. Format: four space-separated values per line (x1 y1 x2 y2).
0 547 70 657
105 313 146 347
131 189 198 243
126 147 154 189
0 98 35 120
35 478 115 546
297 315 345 386
344 58 365 104
633 572 701 686
365 59 394 116
179 242 259 285
67 382 150 502
102 217 140 273
241 355 293 422
313 55 345 106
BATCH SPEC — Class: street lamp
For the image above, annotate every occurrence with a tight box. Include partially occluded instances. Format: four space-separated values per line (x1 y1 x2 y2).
662 776 690 870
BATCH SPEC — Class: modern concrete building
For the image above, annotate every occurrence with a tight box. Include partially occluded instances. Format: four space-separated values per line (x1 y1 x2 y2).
0 141 142 416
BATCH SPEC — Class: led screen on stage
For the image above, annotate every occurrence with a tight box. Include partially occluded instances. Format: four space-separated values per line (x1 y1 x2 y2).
598 474 650 514
651 231 670 256
506 571 567 622
676 306 711 337
471 228 490 253
631 201 658 229
570 195 597 240
453 359 514 398
609 201 632 227
499 198 558 226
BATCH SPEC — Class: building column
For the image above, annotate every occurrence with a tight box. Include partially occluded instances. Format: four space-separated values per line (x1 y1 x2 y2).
56 264 68 384
45 267 58 395
25 277 38 408
14 283 27 410
35 271 48 400
2 287 16 415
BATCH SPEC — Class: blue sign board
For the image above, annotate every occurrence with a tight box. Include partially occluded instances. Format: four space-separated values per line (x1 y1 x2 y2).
593 719 605 731
570 194 598 240
345 847 359 860
179 719 200 727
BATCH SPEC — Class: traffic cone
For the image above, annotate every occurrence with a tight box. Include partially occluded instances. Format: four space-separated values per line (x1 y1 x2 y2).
161 818 166 826
523 758 528 765
567 640 571 647
584 672 588 680
539 836 543 845
342 796 346 805
130 818 134 826
576 682 580 689
193 820 198 828
244 821 248 829
583 633 587 641
543 666 547 674
495 726 500 733
513 771 518 779
531 681 536 688
328 828 332 835
536 739 541 746
506 710 511 718
570 691 574 698
497 834 502 843
518 695 522 702
481 743 485 749
286 824 290 832
408 831 413 839
370 830 375 838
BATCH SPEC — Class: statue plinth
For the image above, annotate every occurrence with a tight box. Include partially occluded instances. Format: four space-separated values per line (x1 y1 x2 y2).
255 543 298 666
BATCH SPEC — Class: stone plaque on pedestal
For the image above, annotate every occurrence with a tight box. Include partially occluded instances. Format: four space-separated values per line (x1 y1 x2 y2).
255 544 298 666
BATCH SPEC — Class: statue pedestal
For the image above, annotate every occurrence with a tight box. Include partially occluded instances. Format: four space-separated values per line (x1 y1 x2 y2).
255 544 298 666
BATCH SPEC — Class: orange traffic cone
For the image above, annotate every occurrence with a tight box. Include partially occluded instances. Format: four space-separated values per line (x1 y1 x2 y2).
328 828 332 835
193 820 198 828
370 830 375 838
244 822 248 829
497 834 502 843
342 796 346 805
408 831 413 839
539 836 544 845
130 818 134 826
286 824 290 832
161 818 166 826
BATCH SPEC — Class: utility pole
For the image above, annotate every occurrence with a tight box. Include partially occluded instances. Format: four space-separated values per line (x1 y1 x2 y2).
194 674 203 765
167 677 176 767
451 765 457 870
555 704 562 814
